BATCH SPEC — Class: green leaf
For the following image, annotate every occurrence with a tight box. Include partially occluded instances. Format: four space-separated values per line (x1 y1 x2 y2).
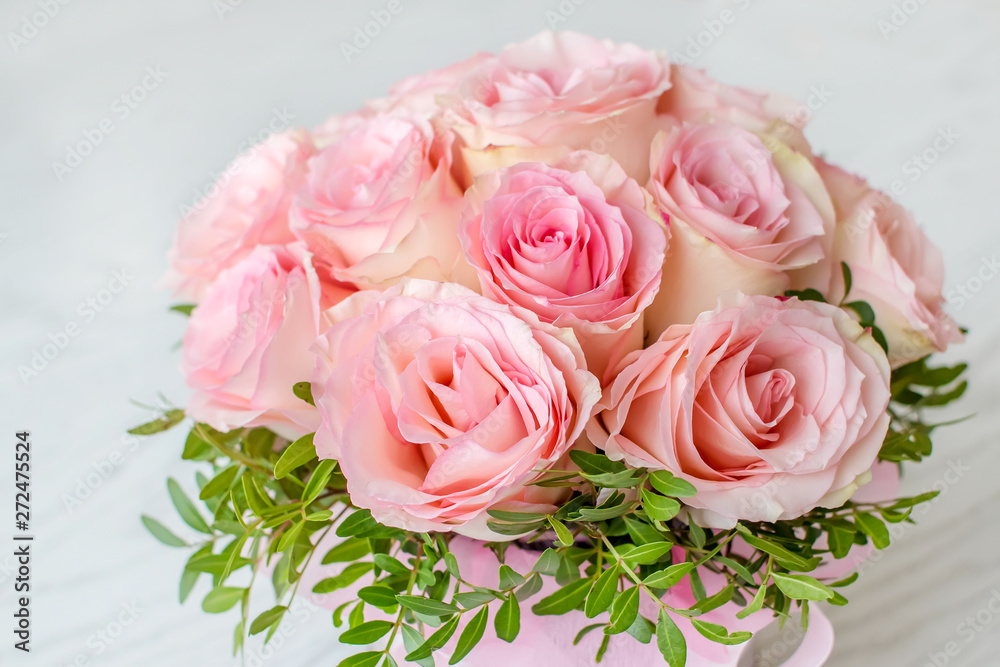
450 606 488 665
181 429 214 461
405 616 460 661
128 409 185 435
358 585 398 611
249 605 287 635
170 303 196 316
199 465 241 501
274 433 317 479
548 516 575 548
577 496 634 521
888 491 940 510
623 542 673 567
313 563 374 594
400 625 434 667
340 620 393 645
532 548 562 575
640 489 681 522
656 608 687 666
607 586 640 634
844 301 876 327
737 530 821 572
917 380 968 407
241 473 274 516
292 381 316 406
201 586 245 613
302 459 337 504
687 516 706 550
623 515 669 545
569 449 626 475
141 514 187 547
648 471 697 497
495 592 520 643
323 537 371 564
914 363 966 387
854 513 891 549
585 564 620 618
167 478 212 534
643 563 695 590
771 572 834 602
532 578 594 616
831 572 859 588
716 556 755 585
626 614 654 644
487 509 546 523
690 584 735 615
784 288 826 303
736 582 768 620
396 595 459 617
179 565 200 603
690 619 752 645
828 527 855 560
580 469 645 488
498 565 526 590
335 651 383 667
454 591 495 609
337 509 376 538
840 261 853 299
574 623 604 645
374 554 410 577
486 520 541 537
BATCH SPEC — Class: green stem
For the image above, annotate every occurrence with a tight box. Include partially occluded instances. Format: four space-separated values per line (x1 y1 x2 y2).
384 543 424 656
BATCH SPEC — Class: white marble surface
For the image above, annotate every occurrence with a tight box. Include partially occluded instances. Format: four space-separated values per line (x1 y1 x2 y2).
1 1 998 665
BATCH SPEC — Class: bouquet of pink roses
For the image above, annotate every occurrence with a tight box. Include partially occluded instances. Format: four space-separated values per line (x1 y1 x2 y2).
138 31 967 666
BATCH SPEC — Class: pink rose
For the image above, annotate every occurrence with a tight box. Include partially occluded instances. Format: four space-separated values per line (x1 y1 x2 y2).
371 52 497 118
658 64 807 136
290 113 466 289
182 244 348 437
310 279 601 540
164 130 315 302
810 160 963 366
589 293 891 528
644 121 834 337
443 31 672 180
458 149 668 379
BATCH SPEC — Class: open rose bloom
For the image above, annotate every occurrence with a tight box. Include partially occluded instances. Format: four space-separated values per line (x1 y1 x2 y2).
160 30 965 667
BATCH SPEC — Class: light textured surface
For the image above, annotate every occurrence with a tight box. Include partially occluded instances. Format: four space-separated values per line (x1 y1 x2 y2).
1 1 998 665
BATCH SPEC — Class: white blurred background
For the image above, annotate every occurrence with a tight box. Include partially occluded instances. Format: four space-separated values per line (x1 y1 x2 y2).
1 1 998 665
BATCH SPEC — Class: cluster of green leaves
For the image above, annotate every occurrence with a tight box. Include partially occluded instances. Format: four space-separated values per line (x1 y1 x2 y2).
134 414 945 667
881 356 968 463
